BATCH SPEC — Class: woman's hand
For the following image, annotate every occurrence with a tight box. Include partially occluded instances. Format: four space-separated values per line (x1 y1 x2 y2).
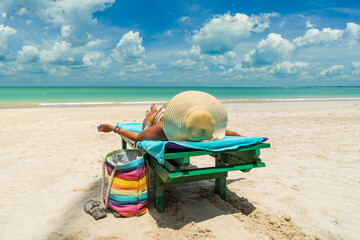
97 124 115 133
225 129 243 137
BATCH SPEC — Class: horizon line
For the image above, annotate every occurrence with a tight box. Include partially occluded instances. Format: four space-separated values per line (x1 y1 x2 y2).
1 85 360 88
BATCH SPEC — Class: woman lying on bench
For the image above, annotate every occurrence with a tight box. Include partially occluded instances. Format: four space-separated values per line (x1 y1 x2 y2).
97 91 242 142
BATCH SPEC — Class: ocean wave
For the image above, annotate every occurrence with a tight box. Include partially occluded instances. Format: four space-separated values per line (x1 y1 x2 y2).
1 97 359 108
37 101 123 106
36 100 167 106
262 97 360 102
36 97 360 106
221 97 360 103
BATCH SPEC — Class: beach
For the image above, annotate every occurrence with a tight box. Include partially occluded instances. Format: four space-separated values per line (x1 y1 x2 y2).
0 101 359 240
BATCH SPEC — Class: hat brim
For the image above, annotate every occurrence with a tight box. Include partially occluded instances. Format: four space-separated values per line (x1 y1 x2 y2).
162 91 228 141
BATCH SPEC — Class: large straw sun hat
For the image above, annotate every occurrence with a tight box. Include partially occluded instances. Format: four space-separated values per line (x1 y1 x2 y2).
162 91 228 142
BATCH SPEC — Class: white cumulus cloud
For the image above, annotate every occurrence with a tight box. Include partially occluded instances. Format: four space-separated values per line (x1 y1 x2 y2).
0 0 48 18
271 61 309 75
171 58 198 69
208 51 236 66
17 45 40 62
170 45 208 70
352 62 360 68
293 23 360 47
118 61 157 77
0 0 115 46
319 65 344 76
40 41 85 66
351 61 360 75
179 16 190 22
16 7 27 16
192 12 279 54
112 31 145 64
82 51 111 68
305 20 315 29
343 23 360 46
243 33 295 67
44 0 115 47
0 24 17 60
86 38 107 47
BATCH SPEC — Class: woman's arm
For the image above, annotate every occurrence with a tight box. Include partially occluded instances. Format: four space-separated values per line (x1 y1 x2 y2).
225 129 243 137
97 122 167 142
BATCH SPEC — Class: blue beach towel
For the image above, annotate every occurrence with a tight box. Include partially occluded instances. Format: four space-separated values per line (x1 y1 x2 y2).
118 123 265 165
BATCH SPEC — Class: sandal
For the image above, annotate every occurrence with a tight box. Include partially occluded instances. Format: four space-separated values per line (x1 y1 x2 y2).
84 200 107 220
112 210 122 218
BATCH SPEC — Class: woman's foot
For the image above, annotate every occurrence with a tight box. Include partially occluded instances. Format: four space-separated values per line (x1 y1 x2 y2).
143 104 157 130
145 103 157 117
150 103 157 113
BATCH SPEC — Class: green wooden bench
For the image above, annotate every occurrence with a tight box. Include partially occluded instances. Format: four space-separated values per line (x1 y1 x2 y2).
121 138 270 212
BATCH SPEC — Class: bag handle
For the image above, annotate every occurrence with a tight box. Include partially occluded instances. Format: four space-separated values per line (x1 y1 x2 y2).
101 161 117 211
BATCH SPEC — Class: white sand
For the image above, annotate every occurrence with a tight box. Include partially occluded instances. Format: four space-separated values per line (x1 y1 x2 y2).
0 101 359 240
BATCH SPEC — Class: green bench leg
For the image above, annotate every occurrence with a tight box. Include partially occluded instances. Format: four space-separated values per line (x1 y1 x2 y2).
122 139 127 149
215 173 227 199
215 154 227 200
154 174 165 212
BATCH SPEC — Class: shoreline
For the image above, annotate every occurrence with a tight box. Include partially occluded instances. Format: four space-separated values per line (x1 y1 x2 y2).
1 97 360 109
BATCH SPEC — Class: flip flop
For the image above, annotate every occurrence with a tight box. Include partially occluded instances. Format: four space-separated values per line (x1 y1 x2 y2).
84 200 107 220
112 210 122 218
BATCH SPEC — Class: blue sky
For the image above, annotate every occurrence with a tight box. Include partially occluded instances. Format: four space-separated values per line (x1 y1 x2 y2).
0 0 359 86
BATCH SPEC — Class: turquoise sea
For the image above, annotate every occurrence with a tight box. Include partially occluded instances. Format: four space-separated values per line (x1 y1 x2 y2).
0 86 359 108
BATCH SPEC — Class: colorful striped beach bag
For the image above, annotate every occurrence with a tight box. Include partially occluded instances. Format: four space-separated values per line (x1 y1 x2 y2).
102 149 148 217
